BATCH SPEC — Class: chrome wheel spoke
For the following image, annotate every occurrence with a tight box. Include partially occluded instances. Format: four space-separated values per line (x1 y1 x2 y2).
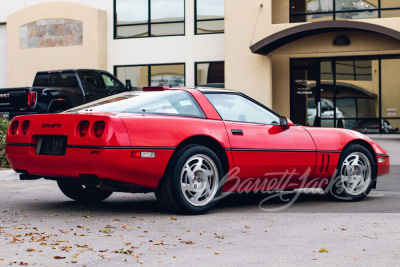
180 154 219 207
351 155 360 166
340 152 371 196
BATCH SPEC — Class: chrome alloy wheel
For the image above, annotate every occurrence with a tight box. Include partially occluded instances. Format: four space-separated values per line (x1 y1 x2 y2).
180 154 219 207
340 152 372 196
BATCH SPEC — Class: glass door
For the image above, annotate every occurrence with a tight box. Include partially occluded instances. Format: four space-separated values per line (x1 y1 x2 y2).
291 59 322 127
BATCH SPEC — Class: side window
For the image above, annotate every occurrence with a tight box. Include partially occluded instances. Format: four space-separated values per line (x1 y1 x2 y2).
101 73 124 91
205 93 280 125
82 72 102 89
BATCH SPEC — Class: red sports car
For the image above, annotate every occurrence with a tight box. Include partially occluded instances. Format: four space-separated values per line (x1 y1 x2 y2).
5 87 390 214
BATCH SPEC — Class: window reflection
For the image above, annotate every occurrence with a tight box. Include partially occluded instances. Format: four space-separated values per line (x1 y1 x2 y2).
115 64 185 88
116 25 148 38
116 0 148 25
197 0 225 19
115 0 184 38
335 0 377 11
196 62 225 86
381 58 400 133
291 58 400 134
196 0 224 34
151 64 185 87
151 0 184 22
290 0 400 22
151 23 184 36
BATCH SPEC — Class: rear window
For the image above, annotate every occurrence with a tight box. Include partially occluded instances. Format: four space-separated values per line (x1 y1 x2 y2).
66 90 205 118
33 72 79 88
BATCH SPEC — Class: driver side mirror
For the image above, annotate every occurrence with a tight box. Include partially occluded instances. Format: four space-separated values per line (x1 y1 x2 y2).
280 116 294 129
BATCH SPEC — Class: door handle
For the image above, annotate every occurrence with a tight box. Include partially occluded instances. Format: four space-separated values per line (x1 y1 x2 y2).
231 129 243 135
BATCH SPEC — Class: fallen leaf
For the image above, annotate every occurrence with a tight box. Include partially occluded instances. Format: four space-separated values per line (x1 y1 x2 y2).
179 241 196 245
12 235 23 242
54 256 66 259
319 248 328 253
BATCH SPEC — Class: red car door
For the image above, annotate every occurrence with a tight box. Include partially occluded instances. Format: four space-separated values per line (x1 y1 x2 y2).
224 122 316 181
204 92 316 190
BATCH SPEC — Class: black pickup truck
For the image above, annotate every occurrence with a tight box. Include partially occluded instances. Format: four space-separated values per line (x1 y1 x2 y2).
0 69 133 119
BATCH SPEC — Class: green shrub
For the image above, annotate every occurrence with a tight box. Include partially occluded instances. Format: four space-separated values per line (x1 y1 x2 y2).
0 117 11 168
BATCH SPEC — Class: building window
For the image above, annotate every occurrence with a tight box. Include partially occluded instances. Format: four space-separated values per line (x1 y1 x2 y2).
195 61 224 86
290 56 400 134
195 0 224 34
115 64 185 88
114 0 185 39
290 0 400 23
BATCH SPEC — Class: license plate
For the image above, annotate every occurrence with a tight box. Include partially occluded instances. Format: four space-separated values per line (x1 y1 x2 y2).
36 136 67 156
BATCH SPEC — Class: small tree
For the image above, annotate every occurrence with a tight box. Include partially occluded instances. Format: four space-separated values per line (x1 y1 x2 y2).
0 117 11 168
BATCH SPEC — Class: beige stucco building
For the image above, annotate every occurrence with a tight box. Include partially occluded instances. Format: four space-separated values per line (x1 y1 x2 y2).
1 0 399 134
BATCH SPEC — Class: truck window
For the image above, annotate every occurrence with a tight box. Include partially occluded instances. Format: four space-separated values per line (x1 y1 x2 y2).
82 72 102 89
33 72 79 88
101 73 124 91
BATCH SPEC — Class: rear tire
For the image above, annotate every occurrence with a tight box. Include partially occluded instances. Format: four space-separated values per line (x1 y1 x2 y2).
325 144 375 201
155 145 224 215
57 181 113 202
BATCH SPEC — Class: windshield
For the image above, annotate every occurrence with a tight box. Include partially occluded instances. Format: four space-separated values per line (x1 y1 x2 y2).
66 90 205 118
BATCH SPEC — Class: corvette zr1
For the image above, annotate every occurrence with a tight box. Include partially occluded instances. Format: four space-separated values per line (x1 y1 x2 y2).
5 87 390 214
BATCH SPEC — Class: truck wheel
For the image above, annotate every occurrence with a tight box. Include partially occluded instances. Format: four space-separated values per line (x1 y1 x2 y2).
156 145 223 215
325 144 375 201
57 181 112 202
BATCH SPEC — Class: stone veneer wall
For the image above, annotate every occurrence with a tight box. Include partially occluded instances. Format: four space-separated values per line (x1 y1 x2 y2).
20 18 82 49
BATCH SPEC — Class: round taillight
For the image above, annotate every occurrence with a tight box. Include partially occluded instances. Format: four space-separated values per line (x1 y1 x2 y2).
22 120 30 135
79 121 89 137
11 121 19 135
94 121 105 137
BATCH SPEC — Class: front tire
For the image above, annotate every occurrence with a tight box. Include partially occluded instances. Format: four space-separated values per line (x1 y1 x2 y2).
57 181 113 202
156 145 224 215
325 144 375 201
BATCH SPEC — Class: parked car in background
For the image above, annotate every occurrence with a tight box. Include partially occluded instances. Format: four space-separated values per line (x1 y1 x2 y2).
353 119 400 134
0 69 134 119
5 87 390 214
308 98 346 128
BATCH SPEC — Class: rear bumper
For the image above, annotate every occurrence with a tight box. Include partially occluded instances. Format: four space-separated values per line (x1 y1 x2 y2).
6 145 173 189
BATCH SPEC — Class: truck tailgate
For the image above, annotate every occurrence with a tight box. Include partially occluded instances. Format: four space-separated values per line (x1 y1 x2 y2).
0 88 31 110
